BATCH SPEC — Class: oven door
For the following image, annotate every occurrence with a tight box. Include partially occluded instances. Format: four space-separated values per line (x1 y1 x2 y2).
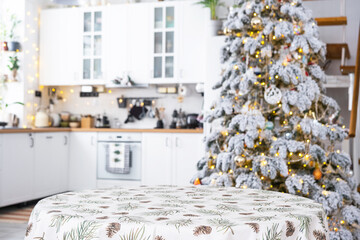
97 141 141 181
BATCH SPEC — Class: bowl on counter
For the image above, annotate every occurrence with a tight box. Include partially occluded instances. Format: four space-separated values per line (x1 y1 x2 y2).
69 122 80 128
60 121 70 128
60 112 70 122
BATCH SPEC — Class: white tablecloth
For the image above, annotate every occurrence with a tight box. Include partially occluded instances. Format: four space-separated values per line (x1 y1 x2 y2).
25 186 329 240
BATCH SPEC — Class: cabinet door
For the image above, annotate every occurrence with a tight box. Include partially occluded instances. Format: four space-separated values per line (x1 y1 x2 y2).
178 1 207 83
172 133 204 186
80 7 107 85
39 8 81 86
127 3 151 84
148 3 181 84
0 133 34 207
68 132 97 191
103 5 129 86
34 133 69 198
142 133 172 185
56 133 70 192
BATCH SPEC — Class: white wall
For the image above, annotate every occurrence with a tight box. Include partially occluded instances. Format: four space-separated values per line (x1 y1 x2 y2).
0 0 44 127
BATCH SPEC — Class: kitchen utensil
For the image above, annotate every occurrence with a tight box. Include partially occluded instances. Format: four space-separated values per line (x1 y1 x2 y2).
186 113 199 129
102 113 110 127
113 118 121 128
154 108 164 129
130 106 148 120
124 113 135 124
50 113 61 127
35 108 50 128
169 110 178 129
176 109 187 129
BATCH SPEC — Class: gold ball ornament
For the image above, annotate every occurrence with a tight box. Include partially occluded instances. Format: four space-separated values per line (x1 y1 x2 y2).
234 155 246 166
313 168 322 180
251 17 263 30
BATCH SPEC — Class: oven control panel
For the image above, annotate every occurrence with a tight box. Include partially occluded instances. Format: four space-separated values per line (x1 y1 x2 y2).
97 132 142 142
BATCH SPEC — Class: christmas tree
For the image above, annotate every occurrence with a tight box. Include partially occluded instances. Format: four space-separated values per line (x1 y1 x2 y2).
192 0 360 239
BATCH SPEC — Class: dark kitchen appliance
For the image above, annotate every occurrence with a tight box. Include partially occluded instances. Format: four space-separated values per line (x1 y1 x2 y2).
186 113 199 129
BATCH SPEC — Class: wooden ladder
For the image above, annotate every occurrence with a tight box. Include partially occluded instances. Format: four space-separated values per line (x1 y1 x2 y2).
303 0 360 137
349 24 360 138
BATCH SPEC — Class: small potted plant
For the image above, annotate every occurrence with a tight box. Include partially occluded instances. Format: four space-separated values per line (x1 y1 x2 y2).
7 54 20 81
197 0 224 36
7 14 21 52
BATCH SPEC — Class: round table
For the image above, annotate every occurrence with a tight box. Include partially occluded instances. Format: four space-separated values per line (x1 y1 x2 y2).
25 186 329 240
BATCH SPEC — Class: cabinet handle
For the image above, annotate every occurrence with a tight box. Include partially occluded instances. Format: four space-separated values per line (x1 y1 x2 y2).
29 137 34 148
64 136 68 145
165 137 170 147
179 69 184 78
91 136 94 146
150 70 153 78
175 137 179 147
46 136 53 139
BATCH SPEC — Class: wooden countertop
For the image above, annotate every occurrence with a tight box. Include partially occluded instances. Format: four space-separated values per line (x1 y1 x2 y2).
0 128 204 134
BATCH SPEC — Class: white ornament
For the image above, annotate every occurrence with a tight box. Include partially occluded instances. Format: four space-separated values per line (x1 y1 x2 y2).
264 85 282 105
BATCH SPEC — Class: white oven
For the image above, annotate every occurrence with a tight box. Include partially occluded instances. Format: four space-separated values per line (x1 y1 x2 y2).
97 133 141 182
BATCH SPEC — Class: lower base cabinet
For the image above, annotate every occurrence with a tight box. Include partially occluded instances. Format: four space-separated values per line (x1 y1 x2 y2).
68 132 97 191
0 133 35 207
0 132 69 207
0 131 203 207
142 133 204 186
34 133 69 198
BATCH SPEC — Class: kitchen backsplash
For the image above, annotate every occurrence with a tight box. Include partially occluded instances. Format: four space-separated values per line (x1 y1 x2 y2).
41 84 203 129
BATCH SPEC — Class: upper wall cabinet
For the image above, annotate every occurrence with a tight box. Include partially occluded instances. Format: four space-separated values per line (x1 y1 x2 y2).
40 8 81 86
104 5 129 85
148 2 180 84
39 1 207 86
80 7 107 85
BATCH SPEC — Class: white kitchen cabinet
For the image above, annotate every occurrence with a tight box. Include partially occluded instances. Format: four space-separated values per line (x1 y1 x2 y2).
178 1 207 83
34 132 69 198
40 1 207 86
103 5 129 85
68 132 97 191
148 2 181 84
142 133 173 185
39 8 81 86
80 7 107 85
127 3 151 84
0 133 35 207
142 132 204 186
172 133 204 185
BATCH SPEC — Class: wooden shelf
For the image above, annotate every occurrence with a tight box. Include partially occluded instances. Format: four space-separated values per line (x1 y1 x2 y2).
315 16 347 26
340 66 356 75
326 43 350 60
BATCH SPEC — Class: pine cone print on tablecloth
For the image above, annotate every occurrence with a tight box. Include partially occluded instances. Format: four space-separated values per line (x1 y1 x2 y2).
155 236 165 240
245 223 260 233
313 230 326 240
106 222 121 238
286 221 295 237
193 226 212 236
25 223 32 237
